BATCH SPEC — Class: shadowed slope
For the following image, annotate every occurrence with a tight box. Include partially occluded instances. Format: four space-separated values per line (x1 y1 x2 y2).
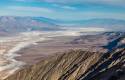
4 48 125 80
5 50 102 80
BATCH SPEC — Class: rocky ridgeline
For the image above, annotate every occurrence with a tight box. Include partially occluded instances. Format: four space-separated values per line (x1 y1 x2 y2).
4 47 125 80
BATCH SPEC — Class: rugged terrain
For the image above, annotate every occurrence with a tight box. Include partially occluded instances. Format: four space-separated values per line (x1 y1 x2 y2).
0 16 63 36
1 32 125 80
4 48 125 80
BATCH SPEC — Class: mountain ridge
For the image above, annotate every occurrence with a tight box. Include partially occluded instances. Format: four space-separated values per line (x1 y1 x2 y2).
3 32 125 80
0 16 125 36
4 48 125 80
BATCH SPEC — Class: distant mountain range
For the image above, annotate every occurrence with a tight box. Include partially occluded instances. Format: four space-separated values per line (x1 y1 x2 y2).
0 16 63 36
57 19 125 31
0 16 125 36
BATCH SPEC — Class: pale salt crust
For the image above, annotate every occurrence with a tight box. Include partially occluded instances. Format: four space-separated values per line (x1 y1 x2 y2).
0 32 47 79
0 28 106 79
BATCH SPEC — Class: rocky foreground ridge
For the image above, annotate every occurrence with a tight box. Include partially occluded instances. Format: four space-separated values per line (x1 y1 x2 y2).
4 47 125 80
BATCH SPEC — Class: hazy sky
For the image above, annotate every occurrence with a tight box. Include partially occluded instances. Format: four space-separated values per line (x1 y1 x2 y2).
0 0 125 21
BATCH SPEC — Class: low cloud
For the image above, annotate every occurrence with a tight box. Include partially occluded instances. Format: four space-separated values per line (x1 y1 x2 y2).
53 4 76 10
9 6 53 13
36 0 125 7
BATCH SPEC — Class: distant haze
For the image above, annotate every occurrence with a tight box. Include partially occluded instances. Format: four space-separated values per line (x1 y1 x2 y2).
0 0 125 21
0 0 125 33
0 16 125 35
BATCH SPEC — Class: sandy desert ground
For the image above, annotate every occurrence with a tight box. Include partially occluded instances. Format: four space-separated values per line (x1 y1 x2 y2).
0 30 106 79
0 30 82 79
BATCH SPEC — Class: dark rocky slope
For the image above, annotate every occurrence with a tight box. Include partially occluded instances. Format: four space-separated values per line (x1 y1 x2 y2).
4 48 125 80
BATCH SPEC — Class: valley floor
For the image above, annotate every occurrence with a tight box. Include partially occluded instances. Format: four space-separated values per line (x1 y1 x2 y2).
0 31 124 80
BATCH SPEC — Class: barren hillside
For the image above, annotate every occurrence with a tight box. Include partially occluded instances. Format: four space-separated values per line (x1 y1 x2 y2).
4 47 125 80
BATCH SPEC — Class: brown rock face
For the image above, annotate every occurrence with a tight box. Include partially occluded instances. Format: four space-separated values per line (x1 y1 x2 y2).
4 48 125 80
